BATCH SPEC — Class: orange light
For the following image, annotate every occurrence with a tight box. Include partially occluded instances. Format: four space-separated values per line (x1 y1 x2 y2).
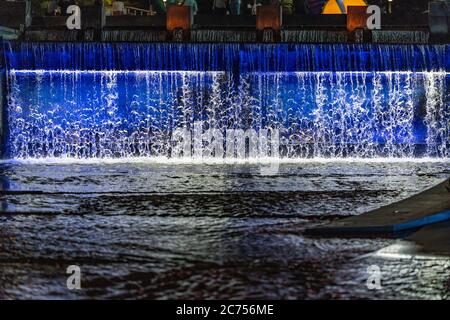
256 5 282 31
347 6 369 32
322 0 367 14
166 5 191 32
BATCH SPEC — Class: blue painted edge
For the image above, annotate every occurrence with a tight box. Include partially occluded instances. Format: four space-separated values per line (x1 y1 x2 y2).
393 210 450 232
307 210 450 235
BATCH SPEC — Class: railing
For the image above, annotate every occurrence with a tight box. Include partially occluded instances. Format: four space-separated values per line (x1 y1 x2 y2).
124 6 151 16
106 5 152 16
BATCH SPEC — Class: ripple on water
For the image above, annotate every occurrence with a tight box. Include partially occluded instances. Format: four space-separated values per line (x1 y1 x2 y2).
0 161 448 299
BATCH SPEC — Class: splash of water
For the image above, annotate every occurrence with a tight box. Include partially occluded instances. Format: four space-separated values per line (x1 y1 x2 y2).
4 42 449 160
6 69 449 159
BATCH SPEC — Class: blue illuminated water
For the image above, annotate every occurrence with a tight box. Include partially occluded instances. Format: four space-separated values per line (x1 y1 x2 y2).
1 42 450 299
4 42 449 72
3 42 450 159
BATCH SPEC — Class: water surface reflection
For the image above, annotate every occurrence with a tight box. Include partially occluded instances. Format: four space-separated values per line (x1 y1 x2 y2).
0 160 448 299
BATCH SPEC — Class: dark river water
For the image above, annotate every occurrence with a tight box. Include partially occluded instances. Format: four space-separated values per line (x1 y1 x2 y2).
0 159 449 299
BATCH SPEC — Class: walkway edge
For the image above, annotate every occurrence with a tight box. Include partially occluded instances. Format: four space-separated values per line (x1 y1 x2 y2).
306 178 450 236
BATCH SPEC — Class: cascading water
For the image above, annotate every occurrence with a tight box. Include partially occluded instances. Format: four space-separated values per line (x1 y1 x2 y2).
101 30 167 42
372 30 430 44
191 30 257 42
281 30 348 43
3 42 449 159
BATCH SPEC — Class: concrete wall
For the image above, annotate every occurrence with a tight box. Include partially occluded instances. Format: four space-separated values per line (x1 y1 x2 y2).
28 5 105 29
0 0 30 30
106 16 166 28
30 12 430 30
0 26 20 40
81 5 105 30
429 1 449 32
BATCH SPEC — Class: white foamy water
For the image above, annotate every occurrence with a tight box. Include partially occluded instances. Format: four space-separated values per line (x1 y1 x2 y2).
6 70 449 159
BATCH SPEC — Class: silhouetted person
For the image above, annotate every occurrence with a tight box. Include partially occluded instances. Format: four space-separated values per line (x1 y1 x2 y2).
184 0 199 14
46 0 58 16
244 0 264 15
229 0 241 14
150 0 167 14
213 0 228 14
242 0 252 14
281 0 294 14
167 0 199 14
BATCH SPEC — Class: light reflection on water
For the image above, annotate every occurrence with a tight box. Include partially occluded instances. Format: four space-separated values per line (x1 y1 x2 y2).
0 160 449 299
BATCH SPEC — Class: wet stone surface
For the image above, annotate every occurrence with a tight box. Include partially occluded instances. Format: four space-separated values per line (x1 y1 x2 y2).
0 160 449 299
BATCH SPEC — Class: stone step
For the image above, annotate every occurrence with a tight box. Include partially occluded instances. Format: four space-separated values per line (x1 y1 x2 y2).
306 178 450 236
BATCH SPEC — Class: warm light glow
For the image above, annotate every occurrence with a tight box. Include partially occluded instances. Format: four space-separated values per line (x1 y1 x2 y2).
322 0 367 14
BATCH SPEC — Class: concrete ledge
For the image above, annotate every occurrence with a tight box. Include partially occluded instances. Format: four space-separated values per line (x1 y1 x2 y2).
102 30 167 42
30 16 67 28
27 13 429 30
106 16 166 28
283 13 427 28
191 29 256 42
376 221 450 258
29 5 104 30
283 14 345 27
24 30 81 41
372 30 429 44
429 1 450 34
306 179 450 236
195 15 256 28
381 13 428 28
404 220 450 256
79 5 105 30
0 26 20 40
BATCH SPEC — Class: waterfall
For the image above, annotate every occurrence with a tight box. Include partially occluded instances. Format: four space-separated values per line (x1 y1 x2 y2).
191 30 256 42
372 30 430 44
3 42 449 159
101 30 167 42
24 30 80 42
423 72 449 158
5 42 447 72
281 30 348 43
